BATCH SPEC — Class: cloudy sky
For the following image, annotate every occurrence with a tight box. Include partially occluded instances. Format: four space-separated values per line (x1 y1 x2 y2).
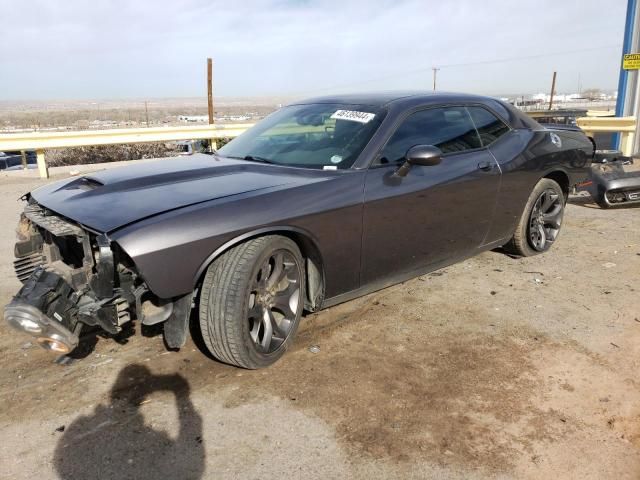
0 0 628 100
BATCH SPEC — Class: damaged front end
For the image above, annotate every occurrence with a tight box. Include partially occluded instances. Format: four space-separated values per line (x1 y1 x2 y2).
4 198 190 354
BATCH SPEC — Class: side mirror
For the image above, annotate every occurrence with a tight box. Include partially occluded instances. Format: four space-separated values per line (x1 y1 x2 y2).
394 145 442 177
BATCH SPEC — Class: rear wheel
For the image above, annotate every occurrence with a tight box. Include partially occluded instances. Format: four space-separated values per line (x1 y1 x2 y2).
199 236 305 369
504 178 565 257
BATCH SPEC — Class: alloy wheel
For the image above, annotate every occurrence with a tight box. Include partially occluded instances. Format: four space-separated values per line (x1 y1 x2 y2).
247 250 301 353
528 188 563 252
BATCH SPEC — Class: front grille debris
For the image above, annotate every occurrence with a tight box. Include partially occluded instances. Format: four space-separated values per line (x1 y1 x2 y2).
14 252 46 283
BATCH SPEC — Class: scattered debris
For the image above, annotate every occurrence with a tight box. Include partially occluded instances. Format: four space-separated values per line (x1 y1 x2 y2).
533 278 543 284
55 425 65 433
308 345 320 354
490 291 497 295
21 342 33 350
602 262 617 269
525 271 544 275
610 342 620 348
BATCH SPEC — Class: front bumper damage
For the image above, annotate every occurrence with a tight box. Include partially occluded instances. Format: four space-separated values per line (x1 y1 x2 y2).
4 200 137 354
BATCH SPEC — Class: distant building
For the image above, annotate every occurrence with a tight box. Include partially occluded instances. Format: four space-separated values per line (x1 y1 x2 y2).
178 115 209 122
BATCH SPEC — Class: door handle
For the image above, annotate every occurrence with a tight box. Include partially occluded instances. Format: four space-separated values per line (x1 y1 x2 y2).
477 161 494 171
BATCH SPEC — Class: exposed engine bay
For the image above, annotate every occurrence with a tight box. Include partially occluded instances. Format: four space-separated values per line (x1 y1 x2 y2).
4 197 191 354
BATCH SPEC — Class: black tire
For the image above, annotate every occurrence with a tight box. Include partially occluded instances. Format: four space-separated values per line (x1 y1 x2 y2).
199 235 305 369
504 178 565 257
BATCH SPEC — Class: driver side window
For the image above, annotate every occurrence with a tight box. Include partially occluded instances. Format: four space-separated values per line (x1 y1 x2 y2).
377 107 481 165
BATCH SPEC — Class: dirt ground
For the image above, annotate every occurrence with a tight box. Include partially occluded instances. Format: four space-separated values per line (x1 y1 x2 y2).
0 166 639 479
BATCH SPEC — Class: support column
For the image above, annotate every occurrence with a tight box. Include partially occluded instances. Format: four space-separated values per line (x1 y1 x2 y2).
36 149 49 179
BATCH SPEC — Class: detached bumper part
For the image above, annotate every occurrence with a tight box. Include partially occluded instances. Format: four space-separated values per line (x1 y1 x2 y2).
3 268 80 354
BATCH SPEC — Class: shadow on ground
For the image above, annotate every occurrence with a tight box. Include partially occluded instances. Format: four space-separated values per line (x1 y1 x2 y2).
53 364 204 480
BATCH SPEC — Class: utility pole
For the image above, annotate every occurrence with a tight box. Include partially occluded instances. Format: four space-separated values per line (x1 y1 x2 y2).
548 71 557 110
207 58 215 151
432 67 440 91
207 58 214 124
144 101 149 127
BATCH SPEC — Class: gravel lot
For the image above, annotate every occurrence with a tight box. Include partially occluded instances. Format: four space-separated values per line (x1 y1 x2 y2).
0 165 639 479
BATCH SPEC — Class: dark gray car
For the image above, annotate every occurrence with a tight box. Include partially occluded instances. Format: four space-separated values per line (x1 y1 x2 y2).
4 92 593 368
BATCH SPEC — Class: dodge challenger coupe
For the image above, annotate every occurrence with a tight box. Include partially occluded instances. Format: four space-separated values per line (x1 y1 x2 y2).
4 92 593 369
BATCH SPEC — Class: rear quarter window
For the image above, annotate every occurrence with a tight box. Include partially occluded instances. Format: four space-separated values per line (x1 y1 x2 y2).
467 107 510 146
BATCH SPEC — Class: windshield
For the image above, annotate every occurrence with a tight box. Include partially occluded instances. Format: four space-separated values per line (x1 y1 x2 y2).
218 103 385 169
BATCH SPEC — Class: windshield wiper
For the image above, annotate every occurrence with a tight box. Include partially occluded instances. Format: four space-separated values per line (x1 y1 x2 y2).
224 154 276 164
242 155 276 164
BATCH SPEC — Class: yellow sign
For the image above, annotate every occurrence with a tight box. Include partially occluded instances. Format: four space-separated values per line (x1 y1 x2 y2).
623 53 640 70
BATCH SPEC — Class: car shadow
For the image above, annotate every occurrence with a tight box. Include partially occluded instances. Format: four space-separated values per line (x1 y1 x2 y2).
53 364 205 480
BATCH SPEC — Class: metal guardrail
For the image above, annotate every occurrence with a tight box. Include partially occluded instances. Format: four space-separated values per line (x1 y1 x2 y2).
576 116 637 156
0 123 253 178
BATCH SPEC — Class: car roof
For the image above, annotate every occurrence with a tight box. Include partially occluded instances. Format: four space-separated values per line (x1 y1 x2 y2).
291 91 495 108
290 91 540 131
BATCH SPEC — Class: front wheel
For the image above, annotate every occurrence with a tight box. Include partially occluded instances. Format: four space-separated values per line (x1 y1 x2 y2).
504 178 565 257
199 235 305 369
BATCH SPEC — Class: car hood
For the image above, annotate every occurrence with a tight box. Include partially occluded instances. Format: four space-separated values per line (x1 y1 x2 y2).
31 155 326 233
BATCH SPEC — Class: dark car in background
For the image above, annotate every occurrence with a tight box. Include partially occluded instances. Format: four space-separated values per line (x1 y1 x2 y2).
4 92 593 369
0 151 36 170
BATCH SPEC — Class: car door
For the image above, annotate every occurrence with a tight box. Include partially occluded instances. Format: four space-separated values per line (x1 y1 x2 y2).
361 105 502 285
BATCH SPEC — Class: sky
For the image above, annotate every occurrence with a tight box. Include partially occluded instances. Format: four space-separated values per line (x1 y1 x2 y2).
0 0 629 100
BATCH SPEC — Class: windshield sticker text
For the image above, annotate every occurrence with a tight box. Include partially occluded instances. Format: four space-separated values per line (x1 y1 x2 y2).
330 110 375 124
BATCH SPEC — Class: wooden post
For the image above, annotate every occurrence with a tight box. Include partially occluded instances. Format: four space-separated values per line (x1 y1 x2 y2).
548 71 557 110
207 58 216 150
36 149 48 179
20 150 27 170
432 67 440 91
144 101 149 127
207 58 214 124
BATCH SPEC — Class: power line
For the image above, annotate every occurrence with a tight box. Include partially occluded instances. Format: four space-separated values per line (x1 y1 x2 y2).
296 44 622 96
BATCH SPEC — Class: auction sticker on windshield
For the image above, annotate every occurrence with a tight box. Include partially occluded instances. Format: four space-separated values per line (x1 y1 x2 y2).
330 110 375 123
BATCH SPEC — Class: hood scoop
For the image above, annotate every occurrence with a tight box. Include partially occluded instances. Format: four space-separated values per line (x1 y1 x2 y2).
57 176 104 192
